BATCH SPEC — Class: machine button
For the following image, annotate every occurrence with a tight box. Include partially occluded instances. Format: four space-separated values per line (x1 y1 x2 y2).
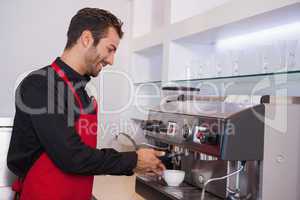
196 132 204 139
198 175 206 184
193 126 208 144
182 124 191 139
196 131 206 143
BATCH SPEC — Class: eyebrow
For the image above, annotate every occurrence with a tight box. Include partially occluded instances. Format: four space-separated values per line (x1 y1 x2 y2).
109 44 117 51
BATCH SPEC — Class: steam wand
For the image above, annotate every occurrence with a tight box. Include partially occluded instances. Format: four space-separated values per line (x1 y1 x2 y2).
200 161 246 200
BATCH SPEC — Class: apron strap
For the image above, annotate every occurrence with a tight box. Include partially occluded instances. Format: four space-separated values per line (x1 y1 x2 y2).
91 96 98 112
12 178 23 200
50 62 84 112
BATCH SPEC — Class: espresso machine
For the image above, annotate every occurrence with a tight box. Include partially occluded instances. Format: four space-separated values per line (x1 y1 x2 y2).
135 95 266 200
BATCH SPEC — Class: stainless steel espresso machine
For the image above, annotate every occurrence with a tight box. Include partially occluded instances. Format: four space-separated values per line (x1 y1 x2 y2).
135 94 266 200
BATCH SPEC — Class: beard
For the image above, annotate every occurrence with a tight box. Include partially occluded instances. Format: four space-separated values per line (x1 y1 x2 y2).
90 62 103 77
85 46 103 77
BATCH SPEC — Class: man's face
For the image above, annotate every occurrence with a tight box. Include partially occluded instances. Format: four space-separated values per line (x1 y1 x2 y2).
85 27 120 77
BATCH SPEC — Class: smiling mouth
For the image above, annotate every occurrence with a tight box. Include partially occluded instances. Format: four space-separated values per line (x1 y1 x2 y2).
96 62 102 68
96 62 108 73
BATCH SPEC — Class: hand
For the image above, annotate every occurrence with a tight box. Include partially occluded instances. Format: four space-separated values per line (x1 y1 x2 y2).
133 148 166 175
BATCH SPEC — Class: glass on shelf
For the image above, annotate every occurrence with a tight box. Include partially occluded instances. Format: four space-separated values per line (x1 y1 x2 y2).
229 49 243 76
214 49 232 77
277 40 287 70
286 40 298 71
296 40 300 70
185 59 199 79
177 39 300 84
216 64 222 77
262 56 269 73
257 44 273 73
202 57 215 79
271 40 291 72
186 58 208 79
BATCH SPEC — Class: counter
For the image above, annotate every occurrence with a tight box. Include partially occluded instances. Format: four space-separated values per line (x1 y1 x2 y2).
136 175 222 200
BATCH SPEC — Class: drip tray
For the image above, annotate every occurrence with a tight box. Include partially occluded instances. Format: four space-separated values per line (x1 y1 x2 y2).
136 175 222 200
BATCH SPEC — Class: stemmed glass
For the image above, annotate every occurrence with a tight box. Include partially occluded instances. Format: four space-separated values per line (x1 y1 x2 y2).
286 40 298 71
229 49 243 76
258 44 272 73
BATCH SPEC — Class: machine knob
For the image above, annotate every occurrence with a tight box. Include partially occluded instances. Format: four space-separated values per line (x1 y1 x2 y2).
193 125 209 144
196 132 204 139
182 124 191 139
196 131 206 143
198 175 205 184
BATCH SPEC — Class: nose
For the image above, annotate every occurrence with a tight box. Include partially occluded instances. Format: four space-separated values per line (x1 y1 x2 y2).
105 53 115 66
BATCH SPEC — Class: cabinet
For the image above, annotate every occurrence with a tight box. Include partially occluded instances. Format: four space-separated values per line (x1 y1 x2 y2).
170 0 230 24
131 0 165 38
129 0 300 114
130 0 300 83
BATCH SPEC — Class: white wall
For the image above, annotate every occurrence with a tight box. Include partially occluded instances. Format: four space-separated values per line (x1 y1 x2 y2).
1 0 139 199
0 0 136 147
0 0 133 118
171 0 230 23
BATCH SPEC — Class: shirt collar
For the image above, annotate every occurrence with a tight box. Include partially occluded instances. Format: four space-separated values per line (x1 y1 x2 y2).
54 57 91 86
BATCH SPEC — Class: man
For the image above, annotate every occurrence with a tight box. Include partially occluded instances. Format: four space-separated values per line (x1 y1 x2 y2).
7 8 165 200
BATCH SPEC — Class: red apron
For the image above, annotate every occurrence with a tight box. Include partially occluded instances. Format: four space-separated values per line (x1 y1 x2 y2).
12 61 98 200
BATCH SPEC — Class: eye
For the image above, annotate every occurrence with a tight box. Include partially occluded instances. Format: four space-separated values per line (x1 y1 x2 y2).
107 47 114 53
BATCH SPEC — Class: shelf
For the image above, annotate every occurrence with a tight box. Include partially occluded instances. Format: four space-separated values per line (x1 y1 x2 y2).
131 71 300 97
132 44 163 83
129 0 300 116
131 0 166 38
168 70 300 83
129 72 300 120
165 70 300 96
134 80 162 86
170 0 300 41
170 0 230 24
131 28 164 52
133 71 300 103
168 3 300 81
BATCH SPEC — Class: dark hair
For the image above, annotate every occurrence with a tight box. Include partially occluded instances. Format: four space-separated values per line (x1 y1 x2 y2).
65 8 124 49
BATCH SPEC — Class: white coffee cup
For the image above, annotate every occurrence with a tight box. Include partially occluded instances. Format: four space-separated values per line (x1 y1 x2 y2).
162 170 185 187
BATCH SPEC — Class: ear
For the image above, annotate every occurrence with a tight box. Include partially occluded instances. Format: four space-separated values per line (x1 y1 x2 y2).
79 30 94 48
